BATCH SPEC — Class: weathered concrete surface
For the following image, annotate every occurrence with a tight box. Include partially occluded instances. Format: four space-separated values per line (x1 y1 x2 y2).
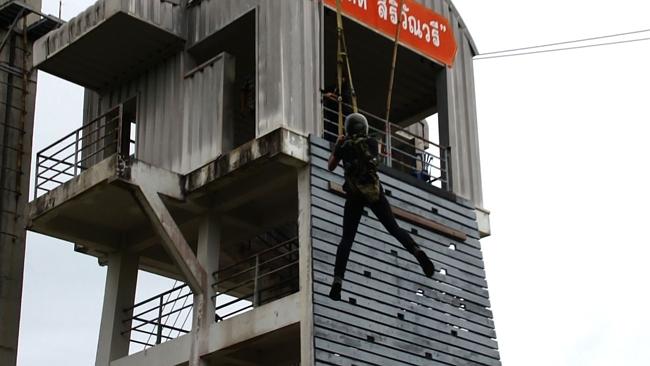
132 185 206 295
26 154 118 223
24 128 309 366
297 166 314 366
185 128 309 193
476 207 491 238
95 251 139 366
1 2 43 364
112 292 302 366
33 0 185 90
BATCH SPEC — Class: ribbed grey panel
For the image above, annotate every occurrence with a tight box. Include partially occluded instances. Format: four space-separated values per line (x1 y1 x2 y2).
84 53 237 174
187 0 321 138
83 54 185 172
309 136 499 365
181 53 234 174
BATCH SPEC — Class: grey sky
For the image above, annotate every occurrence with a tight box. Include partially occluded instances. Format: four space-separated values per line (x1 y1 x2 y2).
19 0 650 365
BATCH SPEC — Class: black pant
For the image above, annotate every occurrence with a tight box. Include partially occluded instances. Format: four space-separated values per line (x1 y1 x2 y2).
333 189 421 279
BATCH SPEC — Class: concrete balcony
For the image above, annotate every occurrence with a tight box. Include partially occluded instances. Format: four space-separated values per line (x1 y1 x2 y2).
26 126 309 279
33 0 185 90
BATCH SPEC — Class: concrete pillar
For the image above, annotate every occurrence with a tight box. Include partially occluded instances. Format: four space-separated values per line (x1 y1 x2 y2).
190 211 221 366
95 251 138 366
0 234 25 366
297 166 314 365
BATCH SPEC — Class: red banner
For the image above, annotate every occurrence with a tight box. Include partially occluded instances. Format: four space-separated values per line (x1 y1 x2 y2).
323 0 457 66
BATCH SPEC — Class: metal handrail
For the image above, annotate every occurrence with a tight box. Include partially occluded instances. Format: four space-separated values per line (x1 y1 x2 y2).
213 237 299 278
123 235 300 350
213 236 299 320
34 104 135 198
322 94 451 188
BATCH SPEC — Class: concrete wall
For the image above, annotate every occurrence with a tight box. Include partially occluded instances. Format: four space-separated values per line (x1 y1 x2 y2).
37 0 183 62
309 136 500 365
0 1 41 364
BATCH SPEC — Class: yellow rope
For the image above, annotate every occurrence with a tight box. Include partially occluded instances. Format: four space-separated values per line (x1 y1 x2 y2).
335 0 358 135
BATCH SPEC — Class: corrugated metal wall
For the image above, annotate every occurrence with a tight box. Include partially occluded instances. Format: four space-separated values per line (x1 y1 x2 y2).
309 136 499 365
181 53 235 174
84 53 184 172
80 0 483 207
187 0 321 137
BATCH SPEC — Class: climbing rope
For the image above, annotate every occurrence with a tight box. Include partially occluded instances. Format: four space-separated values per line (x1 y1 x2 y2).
335 0 358 135
384 0 405 162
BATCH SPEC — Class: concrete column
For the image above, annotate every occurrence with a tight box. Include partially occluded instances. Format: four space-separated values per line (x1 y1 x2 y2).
297 166 314 365
190 211 221 366
95 251 138 366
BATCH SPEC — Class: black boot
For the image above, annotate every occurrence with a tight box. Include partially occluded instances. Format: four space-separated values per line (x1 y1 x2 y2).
329 276 343 301
415 249 435 277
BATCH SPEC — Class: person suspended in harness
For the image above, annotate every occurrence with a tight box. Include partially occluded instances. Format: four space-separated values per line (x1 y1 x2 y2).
328 113 435 301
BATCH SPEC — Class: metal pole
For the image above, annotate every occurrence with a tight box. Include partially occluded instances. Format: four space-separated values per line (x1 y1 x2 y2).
156 296 163 345
34 154 39 199
443 146 451 191
74 130 79 176
384 0 405 168
253 255 260 307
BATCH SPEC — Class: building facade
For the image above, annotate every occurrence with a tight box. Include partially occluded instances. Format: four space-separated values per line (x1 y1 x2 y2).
24 0 497 365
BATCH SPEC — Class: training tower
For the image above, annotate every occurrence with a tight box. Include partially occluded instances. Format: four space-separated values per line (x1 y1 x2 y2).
0 1 61 364
25 0 498 365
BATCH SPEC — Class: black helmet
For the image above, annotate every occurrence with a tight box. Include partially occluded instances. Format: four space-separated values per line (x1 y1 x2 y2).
344 113 368 136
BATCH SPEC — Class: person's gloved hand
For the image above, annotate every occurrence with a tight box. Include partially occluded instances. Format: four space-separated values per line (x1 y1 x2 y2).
333 135 345 157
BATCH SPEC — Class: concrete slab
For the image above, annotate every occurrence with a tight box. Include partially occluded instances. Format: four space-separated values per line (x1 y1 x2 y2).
33 0 185 89
112 292 302 366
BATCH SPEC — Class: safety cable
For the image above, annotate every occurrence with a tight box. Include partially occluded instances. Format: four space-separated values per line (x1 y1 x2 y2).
477 28 650 57
475 28 650 60
474 36 650 60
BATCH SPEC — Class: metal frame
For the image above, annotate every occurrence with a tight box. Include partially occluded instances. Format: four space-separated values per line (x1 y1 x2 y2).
33 103 136 198
322 95 451 189
120 235 300 350
212 236 300 320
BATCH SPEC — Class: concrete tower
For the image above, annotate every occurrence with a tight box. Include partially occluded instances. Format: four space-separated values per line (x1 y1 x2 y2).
0 1 60 364
25 0 497 365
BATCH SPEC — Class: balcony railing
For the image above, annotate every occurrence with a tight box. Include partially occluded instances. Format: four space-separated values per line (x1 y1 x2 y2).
122 236 299 351
212 237 300 320
34 104 134 199
322 95 451 190
123 283 193 350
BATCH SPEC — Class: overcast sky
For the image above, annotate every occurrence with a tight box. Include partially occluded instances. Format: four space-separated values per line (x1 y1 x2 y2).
18 0 650 365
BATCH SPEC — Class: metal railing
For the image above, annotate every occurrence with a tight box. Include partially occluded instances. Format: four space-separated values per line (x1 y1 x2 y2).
212 236 300 321
123 283 193 350
122 235 299 351
33 104 134 198
322 95 451 190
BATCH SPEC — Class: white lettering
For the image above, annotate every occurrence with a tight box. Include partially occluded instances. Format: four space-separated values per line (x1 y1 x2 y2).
349 0 367 10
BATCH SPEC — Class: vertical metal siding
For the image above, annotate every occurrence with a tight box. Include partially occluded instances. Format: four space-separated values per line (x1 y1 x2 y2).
309 136 500 366
84 52 237 174
83 53 185 172
81 0 482 207
187 0 321 138
181 53 234 173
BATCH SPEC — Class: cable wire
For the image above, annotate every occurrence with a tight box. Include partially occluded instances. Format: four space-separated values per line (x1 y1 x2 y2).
474 36 650 60
478 28 650 56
